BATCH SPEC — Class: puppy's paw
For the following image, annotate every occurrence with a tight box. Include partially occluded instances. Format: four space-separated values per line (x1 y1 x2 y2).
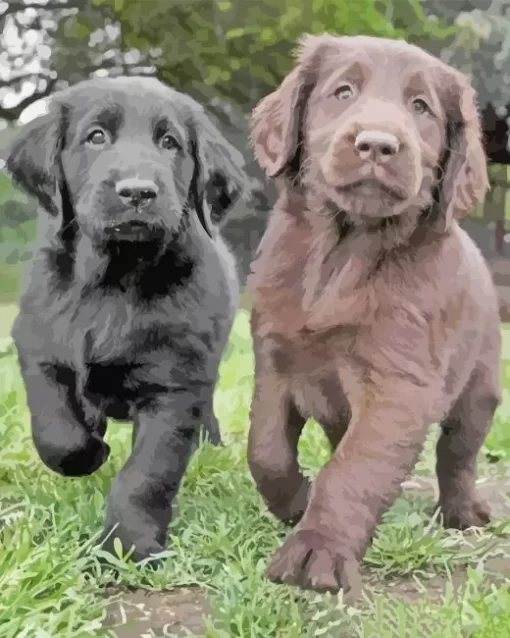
41 432 110 477
207 432 223 447
266 529 362 597
268 478 311 527
202 419 223 447
191 426 223 452
439 497 491 530
98 527 167 568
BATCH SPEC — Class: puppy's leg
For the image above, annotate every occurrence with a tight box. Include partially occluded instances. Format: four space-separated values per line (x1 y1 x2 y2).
248 373 308 526
102 389 209 562
265 378 430 596
18 355 109 477
316 376 352 452
95 418 108 439
436 360 501 529
131 418 139 451
131 398 220 454
199 395 222 447
131 406 220 452
320 421 349 452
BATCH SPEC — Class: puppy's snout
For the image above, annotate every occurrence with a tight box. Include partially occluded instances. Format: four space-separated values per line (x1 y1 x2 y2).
116 178 159 209
354 130 400 163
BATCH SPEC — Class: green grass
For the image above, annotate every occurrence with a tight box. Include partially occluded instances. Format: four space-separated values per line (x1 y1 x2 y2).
0 262 24 306
2 311 510 637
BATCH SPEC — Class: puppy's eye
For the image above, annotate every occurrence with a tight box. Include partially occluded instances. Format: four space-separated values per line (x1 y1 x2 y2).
412 98 430 115
160 134 181 151
86 128 108 146
334 84 355 100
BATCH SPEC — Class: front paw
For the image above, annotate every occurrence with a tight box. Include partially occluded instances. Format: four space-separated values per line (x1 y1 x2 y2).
202 416 223 447
190 425 223 454
266 529 362 597
38 431 110 477
101 490 173 567
268 478 311 527
438 497 491 530
98 525 167 566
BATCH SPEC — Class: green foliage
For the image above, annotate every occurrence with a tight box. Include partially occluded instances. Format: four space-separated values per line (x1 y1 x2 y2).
420 0 510 108
0 172 26 207
90 0 456 108
0 172 36 267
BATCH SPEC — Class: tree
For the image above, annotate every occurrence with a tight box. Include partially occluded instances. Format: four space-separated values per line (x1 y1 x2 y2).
0 0 157 122
0 0 455 122
419 0 510 163
92 0 454 110
0 0 82 121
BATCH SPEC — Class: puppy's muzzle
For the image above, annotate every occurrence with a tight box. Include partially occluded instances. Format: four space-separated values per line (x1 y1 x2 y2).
319 110 421 202
116 178 159 210
102 178 163 242
354 130 400 164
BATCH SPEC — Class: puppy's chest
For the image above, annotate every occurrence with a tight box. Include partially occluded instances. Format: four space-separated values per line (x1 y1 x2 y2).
62 291 158 365
81 295 139 361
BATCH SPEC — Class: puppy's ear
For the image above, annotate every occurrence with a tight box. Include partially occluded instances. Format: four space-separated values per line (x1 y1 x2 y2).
6 105 64 216
250 33 325 178
436 73 488 232
190 112 248 238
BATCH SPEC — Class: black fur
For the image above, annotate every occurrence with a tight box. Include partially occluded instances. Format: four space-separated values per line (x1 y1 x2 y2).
7 76 247 562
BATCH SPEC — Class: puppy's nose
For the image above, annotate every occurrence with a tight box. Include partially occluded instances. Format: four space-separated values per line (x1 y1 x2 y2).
354 130 400 163
115 178 159 209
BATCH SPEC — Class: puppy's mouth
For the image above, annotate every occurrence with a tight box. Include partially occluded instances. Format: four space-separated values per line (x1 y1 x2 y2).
103 221 161 242
335 178 407 202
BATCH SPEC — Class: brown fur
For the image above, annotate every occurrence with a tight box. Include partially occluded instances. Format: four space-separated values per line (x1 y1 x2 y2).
247 34 501 597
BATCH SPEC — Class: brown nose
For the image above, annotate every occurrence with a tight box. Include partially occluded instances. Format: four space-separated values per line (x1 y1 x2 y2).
354 130 400 162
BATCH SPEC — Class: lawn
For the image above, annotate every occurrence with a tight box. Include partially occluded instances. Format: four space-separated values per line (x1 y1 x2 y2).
2 307 510 637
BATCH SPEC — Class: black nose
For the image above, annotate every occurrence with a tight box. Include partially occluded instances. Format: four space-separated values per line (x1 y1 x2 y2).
115 178 159 208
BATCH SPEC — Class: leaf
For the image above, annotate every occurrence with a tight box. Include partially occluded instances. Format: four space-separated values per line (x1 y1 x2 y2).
94 549 129 571
113 536 124 558
225 27 248 39
92 490 103 513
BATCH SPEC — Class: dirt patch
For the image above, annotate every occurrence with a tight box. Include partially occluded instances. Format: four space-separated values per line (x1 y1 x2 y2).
366 569 468 603
103 586 211 638
363 474 510 604
102 475 510 633
366 547 510 606
400 474 510 520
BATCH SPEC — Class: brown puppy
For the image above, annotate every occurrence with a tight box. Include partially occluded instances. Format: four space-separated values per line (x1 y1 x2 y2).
247 34 501 597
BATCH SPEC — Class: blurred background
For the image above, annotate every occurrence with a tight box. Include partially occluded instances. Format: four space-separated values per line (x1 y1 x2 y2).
1 0 510 318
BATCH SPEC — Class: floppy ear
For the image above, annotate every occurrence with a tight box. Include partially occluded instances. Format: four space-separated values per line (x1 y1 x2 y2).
250 65 305 178
250 33 326 178
190 112 248 238
435 73 488 232
6 105 64 217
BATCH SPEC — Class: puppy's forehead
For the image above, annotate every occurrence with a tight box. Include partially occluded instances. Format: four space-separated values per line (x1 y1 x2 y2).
58 76 201 124
317 37 437 77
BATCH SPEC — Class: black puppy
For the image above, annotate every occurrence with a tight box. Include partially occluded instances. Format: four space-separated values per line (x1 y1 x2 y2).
7 76 247 561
